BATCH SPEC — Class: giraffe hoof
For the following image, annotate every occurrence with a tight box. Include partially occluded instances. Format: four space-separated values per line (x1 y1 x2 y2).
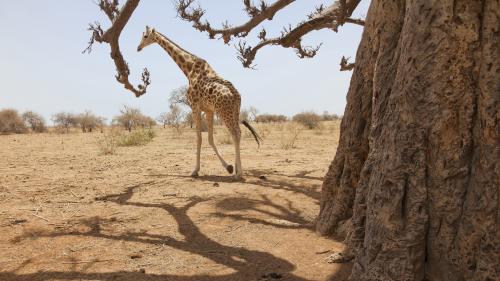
191 171 199 178
226 165 234 174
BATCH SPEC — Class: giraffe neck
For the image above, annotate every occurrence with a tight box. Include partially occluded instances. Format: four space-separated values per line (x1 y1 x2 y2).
153 31 212 80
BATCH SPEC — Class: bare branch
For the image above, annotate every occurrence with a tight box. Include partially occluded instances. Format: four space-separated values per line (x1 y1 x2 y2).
339 56 355 71
176 0 295 44
97 0 120 21
84 0 150 97
178 0 364 68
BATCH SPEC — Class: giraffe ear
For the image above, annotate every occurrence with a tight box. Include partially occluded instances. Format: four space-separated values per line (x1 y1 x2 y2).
146 25 150 32
152 28 155 33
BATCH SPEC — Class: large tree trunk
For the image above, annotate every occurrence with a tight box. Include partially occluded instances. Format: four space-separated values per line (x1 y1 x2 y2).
317 0 499 280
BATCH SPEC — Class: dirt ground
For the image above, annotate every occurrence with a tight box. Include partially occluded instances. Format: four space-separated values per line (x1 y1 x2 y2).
0 121 351 281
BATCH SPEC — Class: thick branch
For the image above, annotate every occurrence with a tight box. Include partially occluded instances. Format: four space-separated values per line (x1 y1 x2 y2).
84 0 150 97
176 0 295 44
177 0 364 68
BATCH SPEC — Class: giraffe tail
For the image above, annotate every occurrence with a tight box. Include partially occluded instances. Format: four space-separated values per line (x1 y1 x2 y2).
241 120 262 148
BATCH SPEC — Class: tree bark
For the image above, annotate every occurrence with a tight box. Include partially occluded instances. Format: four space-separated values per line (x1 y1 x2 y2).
317 0 499 280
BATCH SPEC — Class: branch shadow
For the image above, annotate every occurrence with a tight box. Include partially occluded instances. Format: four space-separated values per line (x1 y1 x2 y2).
5 183 310 281
245 169 322 202
147 170 321 202
213 194 314 230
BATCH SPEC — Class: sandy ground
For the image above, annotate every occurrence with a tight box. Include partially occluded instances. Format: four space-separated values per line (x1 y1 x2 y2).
0 121 351 281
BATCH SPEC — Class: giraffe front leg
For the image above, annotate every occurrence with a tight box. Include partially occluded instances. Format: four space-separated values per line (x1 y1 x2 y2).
191 110 202 178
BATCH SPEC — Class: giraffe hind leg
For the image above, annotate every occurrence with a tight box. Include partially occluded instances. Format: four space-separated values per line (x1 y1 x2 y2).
191 110 202 178
206 111 232 174
217 109 242 179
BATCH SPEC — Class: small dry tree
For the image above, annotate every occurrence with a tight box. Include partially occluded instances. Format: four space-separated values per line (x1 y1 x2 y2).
76 110 106 133
293 111 322 129
113 105 144 132
0 109 27 134
22 111 47 133
166 104 185 134
52 112 78 133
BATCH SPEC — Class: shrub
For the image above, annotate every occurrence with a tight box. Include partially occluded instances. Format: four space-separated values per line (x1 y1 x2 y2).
0 109 27 134
280 123 301 150
22 111 46 133
158 104 185 133
113 106 154 131
217 128 233 145
97 129 121 155
254 114 288 123
118 129 156 146
76 111 106 133
292 111 321 129
52 112 78 133
321 111 341 121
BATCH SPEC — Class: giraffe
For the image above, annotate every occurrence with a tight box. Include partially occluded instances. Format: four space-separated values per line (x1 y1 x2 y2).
137 26 261 180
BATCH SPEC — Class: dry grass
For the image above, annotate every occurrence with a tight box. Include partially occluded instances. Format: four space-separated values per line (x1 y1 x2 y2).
217 128 233 144
97 128 121 155
0 120 345 280
96 128 156 155
118 128 156 147
280 122 302 150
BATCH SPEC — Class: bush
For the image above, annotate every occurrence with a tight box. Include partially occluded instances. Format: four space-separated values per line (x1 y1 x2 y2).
97 129 121 155
22 111 47 133
76 111 106 133
158 104 184 133
118 129 155 146
254 114 288 123
321 111 341 121
292 111 321 129
52 112 78 133
113 106 155 131
0 109 27 134
280 123 301 149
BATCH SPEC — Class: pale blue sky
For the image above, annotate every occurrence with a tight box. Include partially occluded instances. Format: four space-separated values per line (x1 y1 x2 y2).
0 1 369 122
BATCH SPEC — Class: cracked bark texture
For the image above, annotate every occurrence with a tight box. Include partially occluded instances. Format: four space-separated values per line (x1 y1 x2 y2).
317 0 499 280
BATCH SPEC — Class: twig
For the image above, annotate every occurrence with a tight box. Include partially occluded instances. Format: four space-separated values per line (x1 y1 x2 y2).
62 259 114 264
69 191 80 199
31 213 50 222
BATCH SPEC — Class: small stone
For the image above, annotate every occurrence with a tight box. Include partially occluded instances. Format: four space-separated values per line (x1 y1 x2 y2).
261 272 282 279
259 175 267 180
130 254 142 259
13 219 27 225
213 182 220 187
139 268 146 274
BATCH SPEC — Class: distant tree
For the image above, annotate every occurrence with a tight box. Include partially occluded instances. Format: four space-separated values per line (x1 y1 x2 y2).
239 108 250 122
0 109 27 134
321 111 340 121
184 112 194 128
248 106 259 121
293 111 321 129
165 104 185 133
76 111 105 133
113 106 142 132
156 112 169 128
52 112 78 133
137 115 156 128
168 85 190 107
22 111 47 133
254 114 288 123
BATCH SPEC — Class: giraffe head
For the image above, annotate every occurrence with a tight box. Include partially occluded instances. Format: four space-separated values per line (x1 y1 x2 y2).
137 26 156 52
